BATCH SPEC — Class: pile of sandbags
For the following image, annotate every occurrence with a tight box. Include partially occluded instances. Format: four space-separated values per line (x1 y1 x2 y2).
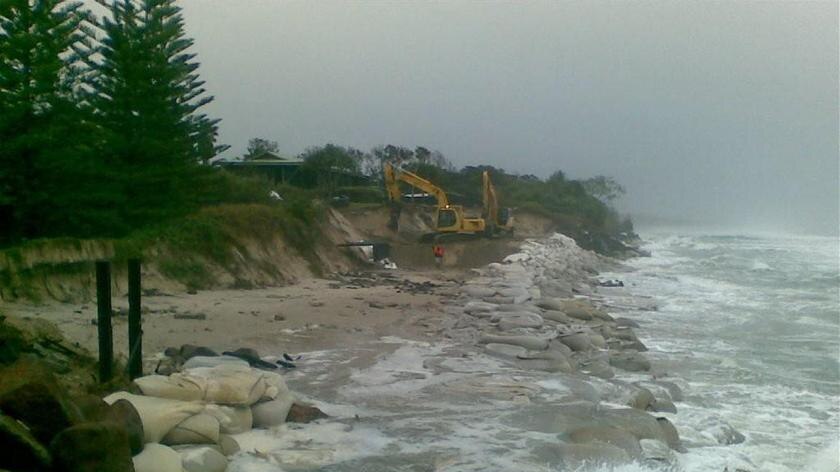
105 360 301 472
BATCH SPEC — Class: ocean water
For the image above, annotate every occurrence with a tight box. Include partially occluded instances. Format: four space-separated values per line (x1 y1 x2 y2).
603 231 840 471
227 231 839 472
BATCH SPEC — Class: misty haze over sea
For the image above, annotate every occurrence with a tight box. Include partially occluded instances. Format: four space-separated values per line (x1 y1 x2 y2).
175 0 838 236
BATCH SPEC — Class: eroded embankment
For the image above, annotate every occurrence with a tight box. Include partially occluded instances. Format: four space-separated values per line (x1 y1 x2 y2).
0 205 368 303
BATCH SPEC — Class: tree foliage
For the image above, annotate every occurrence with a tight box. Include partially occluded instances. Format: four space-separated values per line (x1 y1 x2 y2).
244 137 279 160
0 0 226 244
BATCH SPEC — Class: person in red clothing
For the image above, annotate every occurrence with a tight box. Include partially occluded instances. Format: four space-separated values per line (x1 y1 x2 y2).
433 245 445 267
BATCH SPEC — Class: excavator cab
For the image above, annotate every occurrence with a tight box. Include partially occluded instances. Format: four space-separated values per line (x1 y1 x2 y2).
437 207 458 229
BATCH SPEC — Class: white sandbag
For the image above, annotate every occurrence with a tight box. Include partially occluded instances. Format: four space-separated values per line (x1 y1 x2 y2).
463 301 497 314
179 446 228 472
162 413 220 445
479 334 549 351
105 392 203 444
133 443 184 472
204 404 252 434
497 313 544 330
182 355 250 370
183 364 268 406
133 374 206 402
484 343 527 359
259 371 291 402
503 253 530 263
542 310 571 323
251 392 296 428
496 304 541 314
463 286 496 298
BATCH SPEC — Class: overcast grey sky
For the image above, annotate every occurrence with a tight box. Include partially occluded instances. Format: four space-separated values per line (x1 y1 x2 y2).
179 1 838 236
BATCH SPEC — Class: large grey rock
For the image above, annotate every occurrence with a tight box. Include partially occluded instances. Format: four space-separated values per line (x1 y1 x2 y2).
497 313 543 330
0 358 82 444
0 413 51 471
652 380 684 402
567 426 642 458
531 441 632 468
558 333 592 352
541 310 571 324
479 335 548 351
639 439 678 465
623 386 655 410
601 409 669 443
485 343 528 359
656 417 685 451
651 398 677 413
580 360 615 379
609 352 651 372
50 421 134 472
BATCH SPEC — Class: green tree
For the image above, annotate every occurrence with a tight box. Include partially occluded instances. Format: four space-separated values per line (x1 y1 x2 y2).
0 0 99 241
582 175 625 203
89 0 222 227
243 137 279 160
300 144 362 196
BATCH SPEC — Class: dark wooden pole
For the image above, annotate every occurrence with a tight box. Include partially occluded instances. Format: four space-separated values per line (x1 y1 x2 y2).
127 259 142 380
95 261 113 383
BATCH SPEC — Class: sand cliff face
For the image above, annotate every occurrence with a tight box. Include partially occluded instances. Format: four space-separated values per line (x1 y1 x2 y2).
0 205 557 303
0 208 368 303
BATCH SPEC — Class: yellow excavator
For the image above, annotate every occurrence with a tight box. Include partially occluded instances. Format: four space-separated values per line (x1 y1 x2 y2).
482 170 514 236
384 162 486 239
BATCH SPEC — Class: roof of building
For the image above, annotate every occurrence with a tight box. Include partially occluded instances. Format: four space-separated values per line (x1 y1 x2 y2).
215 151 304 167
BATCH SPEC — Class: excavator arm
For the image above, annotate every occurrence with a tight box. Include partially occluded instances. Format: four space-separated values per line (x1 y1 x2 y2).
482 170 513 234
383 162 485 237
384 162 449 207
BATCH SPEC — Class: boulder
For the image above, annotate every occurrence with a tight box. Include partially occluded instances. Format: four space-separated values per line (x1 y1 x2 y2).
639 438 677 465
532 441 631 468
485 343 528 359
478 335 548 351
541 310 571 324
609 352 651 372
706 421 746 445
178 446 227 472
132 443 182 472
625 386 655 410
558 333 592 352
73 395 110 422
564 306 593 321
614 318 640 328
652 380 684 402
497 313 543 331
601 409 668 443
651 398 677 414
50 422 134 472
516 357 574 373
286 403 328 423
567 426 642 458
580 360 614 379
656 417 685 451
588 333 607 348
181 356 250 370
0 413 51 471
0 358 82 444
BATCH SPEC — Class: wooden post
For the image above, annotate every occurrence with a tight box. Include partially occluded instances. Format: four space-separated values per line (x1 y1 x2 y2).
127 259 142 380
95 261 113 383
